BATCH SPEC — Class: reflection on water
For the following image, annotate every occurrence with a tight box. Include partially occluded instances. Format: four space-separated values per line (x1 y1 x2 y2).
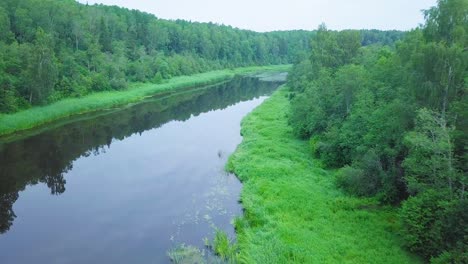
0 75 283 263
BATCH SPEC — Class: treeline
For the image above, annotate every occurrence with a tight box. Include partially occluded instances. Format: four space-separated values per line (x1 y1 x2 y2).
288 0 466 262
0 0 314 113
0 0 403 114
360 29 405 46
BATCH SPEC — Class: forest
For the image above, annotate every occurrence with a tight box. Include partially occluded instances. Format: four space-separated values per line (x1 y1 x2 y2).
0 0 310 113
0 0 402 115
287 0 467 262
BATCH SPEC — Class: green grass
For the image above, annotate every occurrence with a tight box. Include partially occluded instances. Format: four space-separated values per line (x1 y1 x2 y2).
212 229 240 263
226 86 421 263
0 65 290 137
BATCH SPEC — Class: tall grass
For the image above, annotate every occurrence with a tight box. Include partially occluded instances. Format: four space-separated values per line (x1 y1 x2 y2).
0 65 290 137
212 230 239 263
166 230 240 264
226 86 421 263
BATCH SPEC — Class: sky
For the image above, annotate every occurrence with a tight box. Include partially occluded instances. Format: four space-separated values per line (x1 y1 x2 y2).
77 0 438 32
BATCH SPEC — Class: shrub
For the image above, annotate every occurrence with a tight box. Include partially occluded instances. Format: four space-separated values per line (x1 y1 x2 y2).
335 150 383 197
109 78 127 90
315 125 359 168
152 72 164 84
400 190 467 260
336 166 365 195
430 249 468 264
90 73 111 92
308 135 320 157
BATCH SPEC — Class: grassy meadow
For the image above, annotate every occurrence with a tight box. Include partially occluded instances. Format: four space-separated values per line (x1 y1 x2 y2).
226 86 421 263
0 65 290 137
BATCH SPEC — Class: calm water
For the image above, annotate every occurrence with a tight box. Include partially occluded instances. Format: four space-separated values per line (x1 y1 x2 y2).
0 75 284 263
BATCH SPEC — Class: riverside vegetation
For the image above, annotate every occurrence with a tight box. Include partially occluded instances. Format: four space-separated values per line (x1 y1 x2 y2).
227 86 420 263
0 0 310 113
0 0 465 263
226 0 466 263
0 65 288 136
0 0 400 128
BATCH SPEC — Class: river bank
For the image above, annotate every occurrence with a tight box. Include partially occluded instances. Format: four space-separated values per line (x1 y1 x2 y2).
0 65 290 137
0 74 286 263
226 86 421 263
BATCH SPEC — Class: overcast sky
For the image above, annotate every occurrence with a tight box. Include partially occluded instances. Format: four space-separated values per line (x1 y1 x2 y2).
77 0 438 32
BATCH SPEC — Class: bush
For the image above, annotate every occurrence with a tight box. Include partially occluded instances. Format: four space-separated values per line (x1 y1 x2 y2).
151 72 164 84
308 135 320 157
430 249 468 264
400 190 468 260
335 150 383 197
336 166 365 195
90 73 111 92
315 138 349 168
376 169 406 204
0 88 19 113
109 78 127 90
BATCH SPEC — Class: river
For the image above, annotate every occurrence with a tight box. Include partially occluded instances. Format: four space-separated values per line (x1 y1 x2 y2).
0 74 284 263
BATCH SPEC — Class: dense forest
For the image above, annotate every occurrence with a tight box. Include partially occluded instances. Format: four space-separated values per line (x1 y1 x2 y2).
0 0 310 112
0 0 403 114
288 0 467 262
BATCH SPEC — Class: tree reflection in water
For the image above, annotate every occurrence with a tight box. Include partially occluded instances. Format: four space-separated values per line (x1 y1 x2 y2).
0 75 283 234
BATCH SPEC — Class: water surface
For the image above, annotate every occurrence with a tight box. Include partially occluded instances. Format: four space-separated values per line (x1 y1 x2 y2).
0 75 283 263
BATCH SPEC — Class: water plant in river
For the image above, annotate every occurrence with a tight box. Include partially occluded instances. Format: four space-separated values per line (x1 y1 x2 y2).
168 230 239 264
167 244 206 264
212 229 240 263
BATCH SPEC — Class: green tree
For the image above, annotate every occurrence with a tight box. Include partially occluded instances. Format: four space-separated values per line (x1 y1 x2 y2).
400 190 467 260
404 108 462 197
25 28 57 104
333 64 368 116
99 17 112 53
0 7 13 43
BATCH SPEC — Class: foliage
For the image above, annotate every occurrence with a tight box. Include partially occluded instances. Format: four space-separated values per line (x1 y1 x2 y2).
403 108 461 196
212 230 239 263
336 150 383 197
166 231 240 264
227 87 420 263
400 190 467 260
0 65 289 136
0 0 403 115
287 0 467 260
0 0 312 114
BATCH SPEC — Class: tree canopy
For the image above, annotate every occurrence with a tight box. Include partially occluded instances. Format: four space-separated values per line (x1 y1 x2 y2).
0 0 404 114
287 0 467 261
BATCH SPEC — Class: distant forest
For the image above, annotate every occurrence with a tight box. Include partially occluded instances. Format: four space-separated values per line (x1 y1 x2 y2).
0 0 403 113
